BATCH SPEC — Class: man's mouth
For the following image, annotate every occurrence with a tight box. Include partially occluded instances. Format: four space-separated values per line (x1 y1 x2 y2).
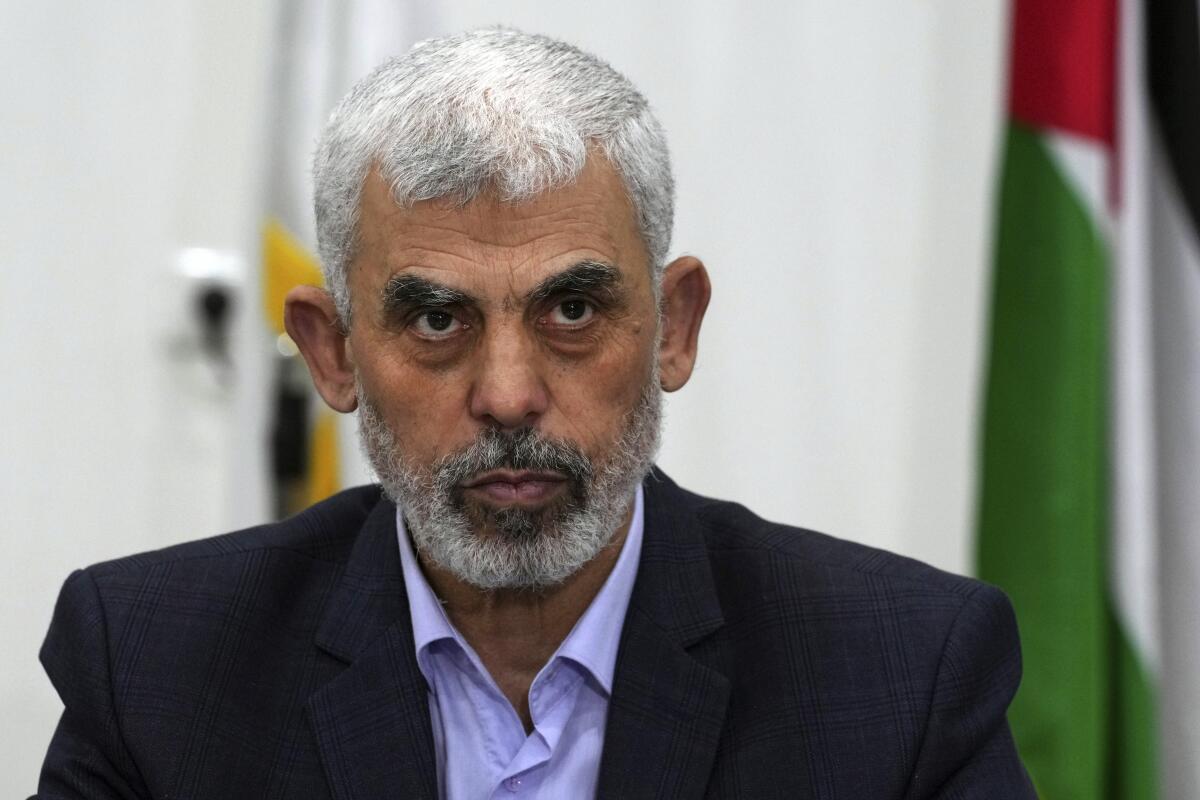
460 470 568 506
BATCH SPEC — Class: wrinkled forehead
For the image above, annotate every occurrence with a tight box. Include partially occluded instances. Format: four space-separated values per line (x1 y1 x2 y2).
351 156 651 299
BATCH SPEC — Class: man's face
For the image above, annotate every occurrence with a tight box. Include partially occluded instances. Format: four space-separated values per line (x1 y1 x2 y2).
345 157 663 588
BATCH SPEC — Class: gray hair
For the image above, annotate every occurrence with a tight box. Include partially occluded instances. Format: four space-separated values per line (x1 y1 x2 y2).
313 27 675 323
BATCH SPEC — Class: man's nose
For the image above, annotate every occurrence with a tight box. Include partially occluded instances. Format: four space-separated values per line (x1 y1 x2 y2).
467 323 549 429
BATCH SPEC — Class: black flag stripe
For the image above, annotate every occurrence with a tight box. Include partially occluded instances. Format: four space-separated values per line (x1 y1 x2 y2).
1146 0 1200 240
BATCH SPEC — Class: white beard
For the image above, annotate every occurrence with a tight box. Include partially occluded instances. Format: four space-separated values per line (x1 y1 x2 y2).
356 366 662 590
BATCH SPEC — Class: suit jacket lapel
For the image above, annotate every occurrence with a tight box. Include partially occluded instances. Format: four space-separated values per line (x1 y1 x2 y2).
597 470 730 800
307 496 439 800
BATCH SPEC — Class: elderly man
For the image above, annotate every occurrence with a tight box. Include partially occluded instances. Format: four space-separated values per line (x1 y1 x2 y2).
36 28 1034 800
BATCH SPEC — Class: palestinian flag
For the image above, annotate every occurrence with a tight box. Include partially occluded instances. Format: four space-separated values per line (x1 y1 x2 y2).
978 0 1200 796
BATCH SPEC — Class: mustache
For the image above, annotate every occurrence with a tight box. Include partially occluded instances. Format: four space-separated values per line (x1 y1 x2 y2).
435 428 593 492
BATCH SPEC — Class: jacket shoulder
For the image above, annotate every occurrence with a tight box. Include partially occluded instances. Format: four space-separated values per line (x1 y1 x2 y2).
656 480 1031 796
38 486 386 796
686 487 989 601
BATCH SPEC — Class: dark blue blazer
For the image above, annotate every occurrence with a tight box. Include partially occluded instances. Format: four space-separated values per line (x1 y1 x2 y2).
36 470 1035 798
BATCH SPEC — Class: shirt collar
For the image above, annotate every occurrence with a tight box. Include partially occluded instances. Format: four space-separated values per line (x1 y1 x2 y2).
552 485 643 695
394 509 459 667
394 485 645 696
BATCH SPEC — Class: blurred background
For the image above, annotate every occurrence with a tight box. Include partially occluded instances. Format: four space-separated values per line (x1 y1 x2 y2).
2 1 1195 797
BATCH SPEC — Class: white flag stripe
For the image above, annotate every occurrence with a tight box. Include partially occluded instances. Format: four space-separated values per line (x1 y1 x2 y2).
1112 0 1161 676
1148 135 1200 798
1046 132 1111 239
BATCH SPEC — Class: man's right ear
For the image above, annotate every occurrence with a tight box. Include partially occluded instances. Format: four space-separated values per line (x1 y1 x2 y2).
283 286 358 412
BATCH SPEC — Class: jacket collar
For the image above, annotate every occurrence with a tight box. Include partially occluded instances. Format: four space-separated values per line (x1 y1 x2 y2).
596 467 730 799
312 495 410 663
307 494 439 800
624 468 726 647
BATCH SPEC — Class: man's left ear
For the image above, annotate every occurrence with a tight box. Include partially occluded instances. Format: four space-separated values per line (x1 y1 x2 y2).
657 255 711 392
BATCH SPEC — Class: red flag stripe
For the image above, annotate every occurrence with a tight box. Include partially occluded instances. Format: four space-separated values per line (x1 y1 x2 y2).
1008 0 1117 147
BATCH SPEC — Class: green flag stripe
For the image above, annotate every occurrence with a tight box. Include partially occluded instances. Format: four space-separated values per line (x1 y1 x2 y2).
979 122 1110 798
1110 614 1156 798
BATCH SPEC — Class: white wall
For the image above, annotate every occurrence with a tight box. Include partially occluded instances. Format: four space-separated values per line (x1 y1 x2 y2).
0 1 1006 792
0 0 276 788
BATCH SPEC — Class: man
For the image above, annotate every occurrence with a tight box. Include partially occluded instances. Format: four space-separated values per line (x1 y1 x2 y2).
36 28 1035 799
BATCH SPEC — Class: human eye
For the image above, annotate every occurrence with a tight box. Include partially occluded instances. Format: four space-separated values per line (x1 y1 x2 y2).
410 308 467 339
542 298 595 328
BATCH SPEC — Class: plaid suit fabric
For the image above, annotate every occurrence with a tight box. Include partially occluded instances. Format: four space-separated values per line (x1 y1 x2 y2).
36 470 1034 799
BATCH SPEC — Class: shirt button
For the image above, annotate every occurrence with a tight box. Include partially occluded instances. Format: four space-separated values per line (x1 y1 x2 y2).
504 776 522 792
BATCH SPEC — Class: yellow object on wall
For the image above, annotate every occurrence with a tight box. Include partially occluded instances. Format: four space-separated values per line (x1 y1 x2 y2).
262 217 323 336
261 217 341 513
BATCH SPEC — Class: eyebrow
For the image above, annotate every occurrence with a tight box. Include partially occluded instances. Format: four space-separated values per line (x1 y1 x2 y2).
379 259 624 317
381 275 473 316
526 260 623 306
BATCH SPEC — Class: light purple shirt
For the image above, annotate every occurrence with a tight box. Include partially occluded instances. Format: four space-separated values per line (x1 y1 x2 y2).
395 486 644 800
